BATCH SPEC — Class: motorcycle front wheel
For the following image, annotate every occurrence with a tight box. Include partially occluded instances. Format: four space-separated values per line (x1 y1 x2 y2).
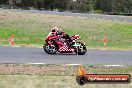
74 42 87 55
43 43 57 54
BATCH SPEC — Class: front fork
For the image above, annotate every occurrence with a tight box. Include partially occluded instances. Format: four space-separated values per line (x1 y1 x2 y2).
47 41 52 45
74 42 84 51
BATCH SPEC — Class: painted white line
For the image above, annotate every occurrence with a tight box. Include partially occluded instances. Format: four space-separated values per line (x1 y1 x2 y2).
36 47 43 48
123 50 131 51
12 46 21 47
2 45 9 47
26 63 46 65
1 45 21 48
98 48 132 51
2 45 9 46
66 64 81 66
99 48 107 50
104 65 125 67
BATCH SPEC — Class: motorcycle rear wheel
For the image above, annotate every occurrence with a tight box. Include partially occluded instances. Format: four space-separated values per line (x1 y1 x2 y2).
43 43 57 54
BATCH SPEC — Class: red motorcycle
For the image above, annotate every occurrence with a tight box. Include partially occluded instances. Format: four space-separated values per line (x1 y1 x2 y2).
43 32 87 55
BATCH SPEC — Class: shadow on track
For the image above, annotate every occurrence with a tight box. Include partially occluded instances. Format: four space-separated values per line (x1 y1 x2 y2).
43 52 88 56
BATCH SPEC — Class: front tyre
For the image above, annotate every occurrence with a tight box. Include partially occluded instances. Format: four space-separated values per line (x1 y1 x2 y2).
43 43 57 54
75 42 87 55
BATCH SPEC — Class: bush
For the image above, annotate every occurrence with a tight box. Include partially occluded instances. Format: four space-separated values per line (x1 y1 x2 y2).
94 10 102 14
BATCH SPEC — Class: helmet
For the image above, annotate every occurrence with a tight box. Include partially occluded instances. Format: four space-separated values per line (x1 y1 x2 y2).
51 27 59 32
51 27 62 32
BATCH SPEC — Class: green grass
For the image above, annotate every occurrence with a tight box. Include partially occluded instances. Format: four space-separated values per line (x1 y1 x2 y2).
0 10 132 49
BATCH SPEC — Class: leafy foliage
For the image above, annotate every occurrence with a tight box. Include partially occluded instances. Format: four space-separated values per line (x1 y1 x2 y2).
0 0 132 14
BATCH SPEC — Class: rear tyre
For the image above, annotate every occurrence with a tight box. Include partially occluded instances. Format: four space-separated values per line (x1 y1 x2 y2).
43 43 57 54
75 42 87 55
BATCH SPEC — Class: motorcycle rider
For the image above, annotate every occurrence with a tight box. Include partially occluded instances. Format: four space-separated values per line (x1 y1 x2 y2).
51 27 73 46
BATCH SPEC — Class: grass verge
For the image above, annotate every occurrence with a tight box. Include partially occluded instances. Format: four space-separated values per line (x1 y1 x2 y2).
0 64 132 88
0 10 132 50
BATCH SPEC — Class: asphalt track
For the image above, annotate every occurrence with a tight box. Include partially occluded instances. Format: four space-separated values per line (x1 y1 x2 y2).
16 10 132 22
0 9 132 22
0 46 132 65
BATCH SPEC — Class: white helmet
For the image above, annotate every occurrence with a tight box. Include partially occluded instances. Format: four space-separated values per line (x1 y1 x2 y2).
51 27 62 32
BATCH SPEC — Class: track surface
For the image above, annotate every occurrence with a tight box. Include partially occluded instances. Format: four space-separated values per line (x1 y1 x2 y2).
0 46 132 65
17 10 132 22
0 9 132 22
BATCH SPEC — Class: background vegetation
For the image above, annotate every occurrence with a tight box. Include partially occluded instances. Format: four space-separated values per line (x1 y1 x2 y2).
0 0 132 14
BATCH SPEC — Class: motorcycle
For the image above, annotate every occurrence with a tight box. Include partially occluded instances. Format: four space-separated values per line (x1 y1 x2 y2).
43 32 87 55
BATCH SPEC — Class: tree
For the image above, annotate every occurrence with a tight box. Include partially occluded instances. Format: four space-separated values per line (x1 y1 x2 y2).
0 0 131 14
68 0 94 12
9 0 22 6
